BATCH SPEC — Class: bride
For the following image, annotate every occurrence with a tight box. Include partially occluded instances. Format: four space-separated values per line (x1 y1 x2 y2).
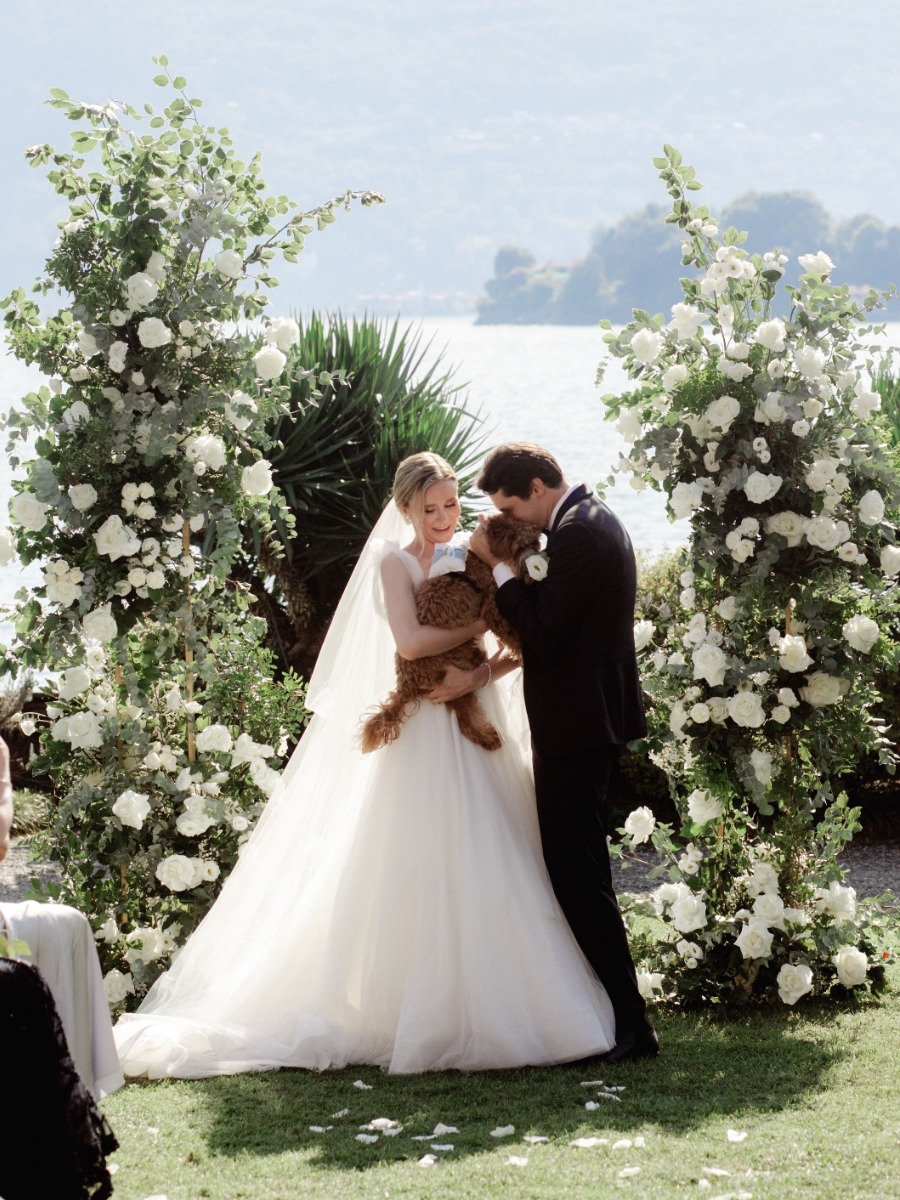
114 452 615 1077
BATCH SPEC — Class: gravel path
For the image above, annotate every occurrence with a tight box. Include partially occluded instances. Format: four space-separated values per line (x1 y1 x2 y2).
2 837 897 906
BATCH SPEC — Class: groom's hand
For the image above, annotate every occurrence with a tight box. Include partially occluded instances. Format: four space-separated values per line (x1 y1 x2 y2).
429 665 479 702
469 516 502 567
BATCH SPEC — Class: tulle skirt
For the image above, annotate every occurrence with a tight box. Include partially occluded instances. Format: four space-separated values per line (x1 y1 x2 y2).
114 683 615 1076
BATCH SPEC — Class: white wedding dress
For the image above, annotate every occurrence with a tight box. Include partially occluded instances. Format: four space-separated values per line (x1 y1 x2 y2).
114 513 615 1078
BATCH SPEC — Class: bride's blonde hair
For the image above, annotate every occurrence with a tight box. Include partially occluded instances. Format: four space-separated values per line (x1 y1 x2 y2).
392 452 457 542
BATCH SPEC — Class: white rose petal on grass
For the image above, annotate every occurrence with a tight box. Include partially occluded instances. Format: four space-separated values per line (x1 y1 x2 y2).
254 344 287 381
569 1137 610 1149
523 1135 549 1144
703 1167 731 1178
612 1138 633 1150
241 459 275 497
362 1117 401 1131
624 806 655 844
355 1134 379 1145
584 1101 600 1111
506 1156 529 1167
619 1167 641 1178
430 1143 454 1151
352 1079 373 1090
726 1129 748 1143
491 1125 515 1138
418 1154 438 1168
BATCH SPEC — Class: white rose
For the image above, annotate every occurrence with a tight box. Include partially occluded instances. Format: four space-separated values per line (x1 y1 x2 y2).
0 526 15 566
815 880 857 923
669 480 704 520
744 861 780 896
842 615 879 654
687 789 722 825
692 642 727 687
880 545 900 577
833 946 868 988
200 860 221 883
214 248 244 279
615 407 643 443
93 515 141 561
662 363 689 391
752 891 786 931
623 806 656 845
156 854 202 892
850 390 880 419
65 710 104 749
11 491 49 532
727 691 765 728
798 251 835 277
749 749 774 785
123 926 167 966
253 344 287 381
58 666 92 700
185 433 227 471
112 788 151 829
794 344 826 379
125 271 159 310
777 634 814 673
765 511 807 547
82 603 118 642
176 810 217 837
735 919 774 960
633 620 655 652
754 319 787 352
725 340 750 361
858 490 885 526
146 569 165 589
771 705 791 724
241 459 275 497
744 471 783 505
805 516 850 552
670 892 708 934
195 723 234 754
718 358 753 382
145 250 167 281
103 968 135 1006
636 970 665 1000
669 303 705 339
137 316 173 348
525 553 549 581
267 316 300 353
630 328 664 365
715 596 741 621
705 394 741 432
777 962 814 1006
68 483 98 512
800 671 849 707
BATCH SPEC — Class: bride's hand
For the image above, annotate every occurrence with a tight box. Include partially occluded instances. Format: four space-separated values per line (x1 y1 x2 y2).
428 664 485 702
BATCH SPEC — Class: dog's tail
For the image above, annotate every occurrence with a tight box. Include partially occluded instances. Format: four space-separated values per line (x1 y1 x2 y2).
359 693 419 753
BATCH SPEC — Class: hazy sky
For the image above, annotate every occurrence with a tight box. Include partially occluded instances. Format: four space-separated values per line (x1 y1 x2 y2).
3 1 900 313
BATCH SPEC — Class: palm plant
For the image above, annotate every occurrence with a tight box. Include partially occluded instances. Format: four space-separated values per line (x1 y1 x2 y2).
241 313 487 675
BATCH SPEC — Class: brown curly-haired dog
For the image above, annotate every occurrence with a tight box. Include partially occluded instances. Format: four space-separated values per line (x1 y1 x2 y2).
360 514 542 753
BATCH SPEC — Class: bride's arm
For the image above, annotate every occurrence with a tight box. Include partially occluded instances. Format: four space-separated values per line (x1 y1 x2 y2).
381 554 487 660
427 650 519 702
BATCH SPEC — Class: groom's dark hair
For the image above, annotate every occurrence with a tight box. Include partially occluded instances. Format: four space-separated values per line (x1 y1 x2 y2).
477 442 563 499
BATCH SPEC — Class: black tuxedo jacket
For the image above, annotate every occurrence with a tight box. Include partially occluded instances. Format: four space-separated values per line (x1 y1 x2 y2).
496 485 647 755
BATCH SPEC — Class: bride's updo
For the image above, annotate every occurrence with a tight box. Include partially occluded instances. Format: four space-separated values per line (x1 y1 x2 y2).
391 452 457 537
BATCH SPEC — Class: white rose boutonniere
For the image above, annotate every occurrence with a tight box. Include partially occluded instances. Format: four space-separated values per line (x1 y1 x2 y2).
524 551 549 581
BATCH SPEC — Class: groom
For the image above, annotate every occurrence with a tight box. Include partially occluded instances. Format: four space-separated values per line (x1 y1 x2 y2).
470 442 658 1063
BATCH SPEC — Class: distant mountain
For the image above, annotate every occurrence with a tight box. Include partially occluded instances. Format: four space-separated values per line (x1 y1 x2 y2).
476 192 900 325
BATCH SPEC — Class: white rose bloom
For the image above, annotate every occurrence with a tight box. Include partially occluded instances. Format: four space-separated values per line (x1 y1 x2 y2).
706 697 728 724
267 316 300 353
798 250 835 277
103 968 135 1005
68 483 98 512
725 340 750 361
726 691 765 728
615 407 643 443
176 809 218 837
146 569 165 589
744 861 780 896
784 907 810 927
123 926 167 966
816 881 857 924
792 419 811 438
241 459 275 497
833 946 868 988
184 433 227 471
800 671 849 708
145 250 167 281
0 527 15 566
717 357 753 382
689 702 710 723
630 328 664 365
705 394 741 431
669 303 705 339
850 390 880 419
156 854 203 892
754 318 787 352
633 620 655 652
687 789 722 825
11 491 50 532
125 271 159 310
58 666 92 700
777 634 814 673
842 615 879 654
636 970 665 1000
880 545 900 577
805 516 850 552
214 248 244 279
777 962 814 1006
735 919 774 960
65 710 104 749
753 890 786 929
794 344 826 379
670 892 707 934
62 400 91 427
200 860 221 883
195 723 234 754
858 490 885 526
137 316 172 348
93 515 141 561
765 511 807 547
44 570 83 607
692 642 728 687
669 480 704 521
112 788 151 829
662 363 689 391
771 705 791 724
744 471 783 504
749 749 774 785
254 344 287 381
82 603 118 642
623 806 656 844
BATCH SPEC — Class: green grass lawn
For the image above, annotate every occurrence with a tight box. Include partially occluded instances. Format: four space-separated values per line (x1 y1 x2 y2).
103 957 899 1200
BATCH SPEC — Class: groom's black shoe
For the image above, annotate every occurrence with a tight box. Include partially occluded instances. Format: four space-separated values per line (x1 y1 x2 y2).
601 1028 660 1064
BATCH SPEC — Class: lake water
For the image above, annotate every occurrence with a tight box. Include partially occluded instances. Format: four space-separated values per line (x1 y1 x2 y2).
3 317 899 644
